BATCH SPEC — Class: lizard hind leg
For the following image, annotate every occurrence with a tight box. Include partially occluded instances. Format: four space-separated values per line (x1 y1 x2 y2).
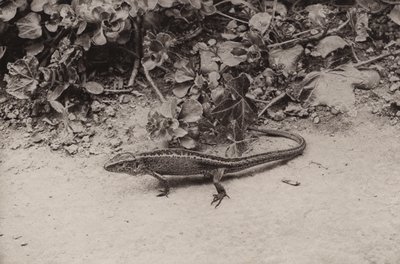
145 170 170 197
209 168 229 208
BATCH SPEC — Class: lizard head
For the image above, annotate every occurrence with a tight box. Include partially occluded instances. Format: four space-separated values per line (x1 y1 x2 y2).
104 152 141 174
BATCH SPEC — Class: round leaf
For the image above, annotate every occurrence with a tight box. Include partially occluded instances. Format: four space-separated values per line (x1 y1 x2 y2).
172 83 191 98
16 12 42 39
83 81 104 94
249 12 272 35
180 136 197 149
179 99 203 122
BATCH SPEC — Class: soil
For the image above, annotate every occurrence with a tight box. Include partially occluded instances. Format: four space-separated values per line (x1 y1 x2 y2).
1 97 400 264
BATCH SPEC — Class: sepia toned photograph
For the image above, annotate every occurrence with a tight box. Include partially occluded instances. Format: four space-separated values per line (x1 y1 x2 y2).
1 0 400 263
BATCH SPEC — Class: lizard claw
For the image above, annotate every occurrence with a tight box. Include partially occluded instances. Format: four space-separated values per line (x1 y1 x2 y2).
211 191 229 208
157 188 170 197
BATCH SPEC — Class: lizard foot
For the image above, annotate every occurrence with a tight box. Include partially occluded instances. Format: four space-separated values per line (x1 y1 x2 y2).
157 188 170 197
211 191 230 208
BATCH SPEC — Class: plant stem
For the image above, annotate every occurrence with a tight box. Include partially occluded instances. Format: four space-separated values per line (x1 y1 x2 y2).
215 11 248 24
144 67 166 103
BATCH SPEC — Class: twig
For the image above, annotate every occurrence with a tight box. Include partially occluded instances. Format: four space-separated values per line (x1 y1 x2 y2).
104 89 133 93
144 67 166 102
214 0 230 6
281 179 301 186
245 95 269 104
350 44 360 63
128 59 140 87
270 0 278 23
267 17 350 49
215 11 248 24
258 93 286 118
128 16 143 87
267 37 302 48
118 47 139 58
352 49 400 68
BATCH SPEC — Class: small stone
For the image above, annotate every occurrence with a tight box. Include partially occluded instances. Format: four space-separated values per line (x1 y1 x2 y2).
68 113 77 121
64 145 78 155
6 112 17 119
207 39 217 46
0 96 8 104
396 111 400 117
89 146 100 155
105 106 116 117
330 107 340 115
371 107 379 114
298 109 309 117
91 101 104 113
237 25 247 32
50 143 61 151
10 142 21 150
82 135 90 143
70 122 85 134
366 47 374 53
31 133 44 143
389 82 400 92
389 76 400 82
390 119 398 126
271 110 285 121
313 116 320 124
110 138 122 148
119 95 132 104
131 90 143 97
93 114 99 123
253 88 263 96
310 112 318 118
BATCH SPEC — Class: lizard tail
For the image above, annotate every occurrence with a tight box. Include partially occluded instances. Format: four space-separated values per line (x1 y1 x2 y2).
248 126 306 154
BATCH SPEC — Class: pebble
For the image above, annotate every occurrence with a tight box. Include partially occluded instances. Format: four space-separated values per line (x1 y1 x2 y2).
64 145 78 155
330 107 340 115
6 112 17 119
91 101 104 113
31 134 44 143
371 107 379 114
390 119 398 126
271 110 285 121
89 146 100 155
82 135 90 143
93 114 99 123
237 25 247 32
389 76 400 82
70 122 85 134
68 113 77 121
10 142 21 150
298 109 309 117
110 138 122 148
119 95 132 104
50 143 61 151
0 96 7 104
397 111 400 117
105 106 116 117
313 116 320 124
310 112 318 118
253 88 263 96
389 82 400 92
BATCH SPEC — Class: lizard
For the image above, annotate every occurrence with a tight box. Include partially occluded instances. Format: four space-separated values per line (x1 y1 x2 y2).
104 126 306 207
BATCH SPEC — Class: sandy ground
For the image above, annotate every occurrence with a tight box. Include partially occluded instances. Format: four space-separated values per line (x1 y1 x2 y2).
1 108 400 264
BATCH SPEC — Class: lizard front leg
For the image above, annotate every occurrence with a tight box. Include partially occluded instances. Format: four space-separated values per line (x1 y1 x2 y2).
208 168 229 208
144 169 170 197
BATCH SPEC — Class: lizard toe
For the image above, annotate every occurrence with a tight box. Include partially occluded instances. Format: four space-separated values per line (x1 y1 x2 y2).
157 189 170 197
211 192 228 208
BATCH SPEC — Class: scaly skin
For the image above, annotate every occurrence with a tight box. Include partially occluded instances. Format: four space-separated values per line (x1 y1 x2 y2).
104 126 306 207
